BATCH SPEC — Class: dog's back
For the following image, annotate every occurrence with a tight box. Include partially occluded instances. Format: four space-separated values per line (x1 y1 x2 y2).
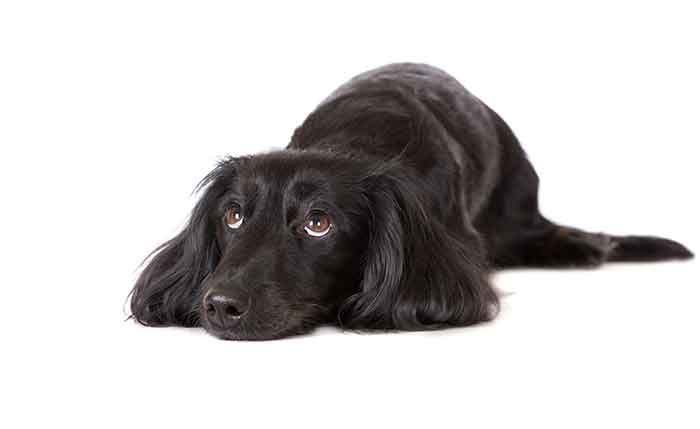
291 63 693 268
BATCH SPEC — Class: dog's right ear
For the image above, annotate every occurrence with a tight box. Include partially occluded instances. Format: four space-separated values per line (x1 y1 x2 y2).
338 164 499 331
128 158 241 327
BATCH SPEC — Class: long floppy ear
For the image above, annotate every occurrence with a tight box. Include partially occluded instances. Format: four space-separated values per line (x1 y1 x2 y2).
129 159 238 327
339 169 499 330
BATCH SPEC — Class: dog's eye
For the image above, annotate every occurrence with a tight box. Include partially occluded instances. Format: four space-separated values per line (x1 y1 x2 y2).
302 211 332 237
224 204 244 229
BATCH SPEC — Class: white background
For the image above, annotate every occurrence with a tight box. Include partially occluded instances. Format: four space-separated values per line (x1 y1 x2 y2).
1 1 698 428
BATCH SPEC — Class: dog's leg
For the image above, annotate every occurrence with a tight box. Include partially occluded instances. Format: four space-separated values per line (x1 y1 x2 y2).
473 109 692 269
492 222 693 268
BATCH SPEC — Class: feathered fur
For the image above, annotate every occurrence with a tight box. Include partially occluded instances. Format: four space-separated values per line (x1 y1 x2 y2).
129 63 692 340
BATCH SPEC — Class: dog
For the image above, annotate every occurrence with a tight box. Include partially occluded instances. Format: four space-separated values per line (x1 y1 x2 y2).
129 63 692 340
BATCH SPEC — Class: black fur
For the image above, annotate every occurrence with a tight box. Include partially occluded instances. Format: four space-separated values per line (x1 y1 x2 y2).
129 63 692 340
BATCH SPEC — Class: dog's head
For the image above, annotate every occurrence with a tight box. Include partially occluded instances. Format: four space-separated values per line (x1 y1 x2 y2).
129 150 497 340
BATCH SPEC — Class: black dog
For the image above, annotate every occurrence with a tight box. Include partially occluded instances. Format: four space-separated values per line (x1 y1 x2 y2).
129 63 692 340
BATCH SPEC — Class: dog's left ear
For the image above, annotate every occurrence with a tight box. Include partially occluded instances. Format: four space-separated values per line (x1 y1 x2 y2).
129 159 239 326
128 195 220 327
339 167 499 330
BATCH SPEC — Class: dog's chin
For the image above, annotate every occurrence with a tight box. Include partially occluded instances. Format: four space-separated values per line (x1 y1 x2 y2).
201 317 317 341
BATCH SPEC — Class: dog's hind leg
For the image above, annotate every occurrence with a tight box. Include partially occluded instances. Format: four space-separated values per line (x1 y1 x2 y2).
474 111 692 269
472 107 693 269
477 160 693 268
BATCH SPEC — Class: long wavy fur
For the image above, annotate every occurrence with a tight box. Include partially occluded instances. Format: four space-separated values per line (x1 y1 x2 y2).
128 159 241 326
339 167 499 330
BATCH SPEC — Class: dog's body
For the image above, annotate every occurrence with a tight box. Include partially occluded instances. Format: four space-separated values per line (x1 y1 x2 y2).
130 63 692 340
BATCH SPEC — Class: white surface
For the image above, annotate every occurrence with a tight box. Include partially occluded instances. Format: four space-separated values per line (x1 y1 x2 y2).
1 1 698 428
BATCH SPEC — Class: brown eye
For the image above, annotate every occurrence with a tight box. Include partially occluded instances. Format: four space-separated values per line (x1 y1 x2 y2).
303 211 332 237
224 204 244 229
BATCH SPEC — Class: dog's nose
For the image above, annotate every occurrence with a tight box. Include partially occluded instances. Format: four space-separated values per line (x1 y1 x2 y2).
204 292 249 329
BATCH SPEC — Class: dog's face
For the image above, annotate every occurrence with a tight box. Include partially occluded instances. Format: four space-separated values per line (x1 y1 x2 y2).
130 150 497 340
199 152 370 339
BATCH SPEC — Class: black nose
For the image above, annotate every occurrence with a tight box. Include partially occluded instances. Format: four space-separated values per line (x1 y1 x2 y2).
204 292 249 329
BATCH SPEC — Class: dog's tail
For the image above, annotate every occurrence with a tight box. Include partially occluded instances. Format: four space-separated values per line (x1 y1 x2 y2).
605 233 693 262
547 223 692 267
493 221 693 268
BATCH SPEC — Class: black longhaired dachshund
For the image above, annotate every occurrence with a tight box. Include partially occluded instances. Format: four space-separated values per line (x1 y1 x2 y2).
129 63 692 340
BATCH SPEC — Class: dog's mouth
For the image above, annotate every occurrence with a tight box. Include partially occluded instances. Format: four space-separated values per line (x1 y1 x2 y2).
197 289 336 340
199 308 322 341
202 320 314 341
